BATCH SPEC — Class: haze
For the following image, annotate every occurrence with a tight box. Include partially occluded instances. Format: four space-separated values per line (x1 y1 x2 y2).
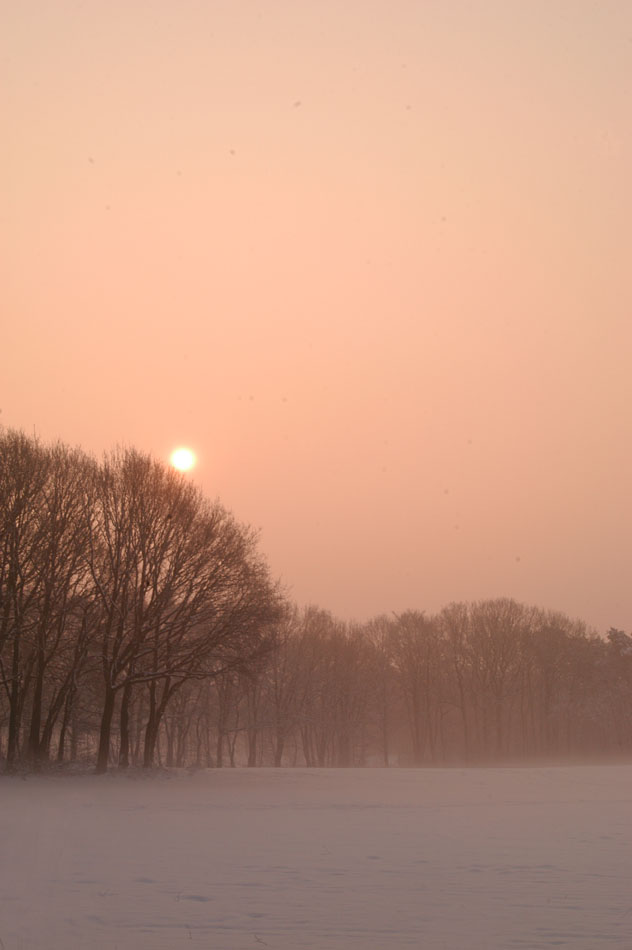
4 0 631 632
3 767 632 949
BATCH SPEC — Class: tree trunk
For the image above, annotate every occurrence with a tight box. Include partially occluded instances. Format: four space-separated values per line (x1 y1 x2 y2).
119 680 133 768
57 690 72 763
228 729 237 767
41 678 73 761
143 682 158 768
247 728 258 767
6 634 22 771
165 720 175 767
28 655 45 764
274 734 285 767
70 705 79 761
96 685 116 773
143 678 178 768
143 718 159 768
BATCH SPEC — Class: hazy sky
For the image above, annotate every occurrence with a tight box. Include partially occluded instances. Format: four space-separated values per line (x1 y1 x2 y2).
4 1 631 633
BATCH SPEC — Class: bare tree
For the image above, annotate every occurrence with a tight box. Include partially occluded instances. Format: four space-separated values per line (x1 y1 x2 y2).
25 444 93 764
86 447 282 772
0 431 51 769
388 611 443 764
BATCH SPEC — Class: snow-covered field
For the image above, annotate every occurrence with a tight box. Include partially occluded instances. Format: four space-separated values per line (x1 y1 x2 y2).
1 766 631 950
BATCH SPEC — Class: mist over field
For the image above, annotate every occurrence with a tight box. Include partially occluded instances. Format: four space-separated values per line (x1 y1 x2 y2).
3 429 632 775
3 766 632 950
4 0 632 947
4 437 632 949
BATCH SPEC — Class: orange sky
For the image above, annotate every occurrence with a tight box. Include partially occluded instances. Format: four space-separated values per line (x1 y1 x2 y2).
4 0 631 633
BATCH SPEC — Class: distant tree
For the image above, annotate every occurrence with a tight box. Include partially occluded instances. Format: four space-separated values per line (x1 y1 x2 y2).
438 602 473 760
387 611 443 764
603 628 632 751
607 628 632 655
466 599 530 758
265 607 307 767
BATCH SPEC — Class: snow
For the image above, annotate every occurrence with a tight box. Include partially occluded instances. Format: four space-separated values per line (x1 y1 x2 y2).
1 766 632 949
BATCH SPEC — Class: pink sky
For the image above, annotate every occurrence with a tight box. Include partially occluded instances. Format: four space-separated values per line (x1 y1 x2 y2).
4 1 631 633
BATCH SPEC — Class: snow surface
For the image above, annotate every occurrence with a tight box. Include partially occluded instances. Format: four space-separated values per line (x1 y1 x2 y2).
1 766 632 949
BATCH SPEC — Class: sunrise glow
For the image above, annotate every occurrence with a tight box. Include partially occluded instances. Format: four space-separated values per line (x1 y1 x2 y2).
170 447 196 472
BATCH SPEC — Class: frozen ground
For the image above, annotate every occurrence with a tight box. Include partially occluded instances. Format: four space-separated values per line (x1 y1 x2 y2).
1 766 632 950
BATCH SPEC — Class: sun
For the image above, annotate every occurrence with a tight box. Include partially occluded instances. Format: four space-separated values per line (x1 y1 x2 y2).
170 447 196 472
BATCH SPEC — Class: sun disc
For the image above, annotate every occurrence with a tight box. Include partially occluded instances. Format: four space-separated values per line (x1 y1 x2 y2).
170 447 196 472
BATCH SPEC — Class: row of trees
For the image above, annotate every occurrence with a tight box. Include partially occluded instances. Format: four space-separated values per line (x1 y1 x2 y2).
0 430 282 772
139 604 630 770
2 429 631 771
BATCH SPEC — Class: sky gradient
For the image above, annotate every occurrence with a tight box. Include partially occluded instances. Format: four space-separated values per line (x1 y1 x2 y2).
4 0 632 633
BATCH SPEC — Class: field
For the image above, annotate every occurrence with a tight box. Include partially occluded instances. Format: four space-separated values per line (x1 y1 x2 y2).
1 766 631 949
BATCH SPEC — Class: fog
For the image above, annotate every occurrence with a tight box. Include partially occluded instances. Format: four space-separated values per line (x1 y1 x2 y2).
3 766 632 949
4 2 632 946
4 0 632 633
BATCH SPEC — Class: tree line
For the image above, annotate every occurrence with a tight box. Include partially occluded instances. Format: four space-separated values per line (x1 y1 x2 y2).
1 429 631 772
0 430 282 772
